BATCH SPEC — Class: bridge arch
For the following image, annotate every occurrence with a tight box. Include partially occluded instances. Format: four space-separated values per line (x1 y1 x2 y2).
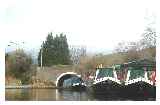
56 72 81 87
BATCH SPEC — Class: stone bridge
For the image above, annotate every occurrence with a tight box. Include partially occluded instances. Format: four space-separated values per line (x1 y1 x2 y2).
35 66 84 87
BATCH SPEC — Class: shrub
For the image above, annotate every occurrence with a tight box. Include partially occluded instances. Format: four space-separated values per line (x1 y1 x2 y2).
5 49 34 84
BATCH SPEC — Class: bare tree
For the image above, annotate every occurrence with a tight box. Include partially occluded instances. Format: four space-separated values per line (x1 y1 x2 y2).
69 45 86 65
140 27 156 49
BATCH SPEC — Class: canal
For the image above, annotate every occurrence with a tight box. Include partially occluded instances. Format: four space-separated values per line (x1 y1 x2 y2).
6 89 97 101
5 89 155 101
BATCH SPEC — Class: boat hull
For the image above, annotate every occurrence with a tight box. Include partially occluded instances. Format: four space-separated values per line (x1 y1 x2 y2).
71 85 86 91
123 81 156 100
91 80 122 98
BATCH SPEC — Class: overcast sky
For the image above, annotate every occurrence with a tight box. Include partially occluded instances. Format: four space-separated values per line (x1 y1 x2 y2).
0 0 158 54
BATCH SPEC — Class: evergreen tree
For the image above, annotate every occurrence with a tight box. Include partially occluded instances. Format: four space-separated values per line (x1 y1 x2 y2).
38 32 71 66
59 33 70 64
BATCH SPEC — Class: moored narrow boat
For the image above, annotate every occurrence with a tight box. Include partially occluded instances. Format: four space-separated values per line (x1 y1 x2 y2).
123 60 156 100
71 77 87 91
63 76 86 91
91 67 122 97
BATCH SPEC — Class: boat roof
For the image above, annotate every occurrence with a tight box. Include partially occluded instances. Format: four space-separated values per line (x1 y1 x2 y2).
96 67 113 70
114 59 156 68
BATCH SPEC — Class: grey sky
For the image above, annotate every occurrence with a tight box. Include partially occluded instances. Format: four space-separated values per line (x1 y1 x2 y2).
0 0 157 54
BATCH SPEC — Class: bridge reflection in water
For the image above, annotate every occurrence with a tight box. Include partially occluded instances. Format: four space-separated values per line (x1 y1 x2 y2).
5 89 95 101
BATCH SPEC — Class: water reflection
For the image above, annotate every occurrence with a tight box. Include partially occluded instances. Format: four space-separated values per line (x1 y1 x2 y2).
5 89 95 101
5 89 155 101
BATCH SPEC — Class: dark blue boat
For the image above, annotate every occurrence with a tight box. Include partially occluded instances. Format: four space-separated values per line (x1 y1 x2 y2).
63 76 86 91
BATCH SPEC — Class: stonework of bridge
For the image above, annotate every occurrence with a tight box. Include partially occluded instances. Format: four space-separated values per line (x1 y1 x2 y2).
36 67 82 86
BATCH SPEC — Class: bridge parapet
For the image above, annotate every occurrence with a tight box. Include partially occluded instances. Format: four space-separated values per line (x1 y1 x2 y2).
36 67 75 85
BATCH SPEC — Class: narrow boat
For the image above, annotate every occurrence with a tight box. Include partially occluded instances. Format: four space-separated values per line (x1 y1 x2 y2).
63 76 86 91
91 67 122 97
122 60 156 100
71 77 86 91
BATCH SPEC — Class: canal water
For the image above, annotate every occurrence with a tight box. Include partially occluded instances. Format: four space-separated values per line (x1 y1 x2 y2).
5 89 97 101
5 89 155 101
